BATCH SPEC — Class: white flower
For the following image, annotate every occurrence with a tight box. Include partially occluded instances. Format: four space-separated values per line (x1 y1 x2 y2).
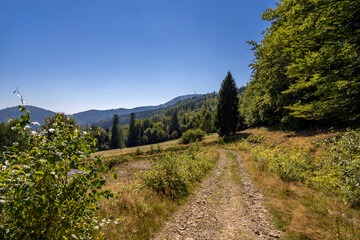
49 128 55 133
83 131 87 135
31 121 40 125
31 131 37 135
24 125 31 130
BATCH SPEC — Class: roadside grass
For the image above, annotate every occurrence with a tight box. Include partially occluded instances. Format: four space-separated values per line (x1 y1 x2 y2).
97 144 219 239
231 128 360 240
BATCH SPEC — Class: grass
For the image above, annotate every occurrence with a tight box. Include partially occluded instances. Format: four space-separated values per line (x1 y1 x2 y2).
226 151 242 184
97 144 219 239
93 133 219 158
231 128 360 240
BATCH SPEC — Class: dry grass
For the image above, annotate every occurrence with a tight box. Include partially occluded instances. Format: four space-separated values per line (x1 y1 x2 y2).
97 145 219 239
241 127 336 152
93 133 219 158
234 128 360 240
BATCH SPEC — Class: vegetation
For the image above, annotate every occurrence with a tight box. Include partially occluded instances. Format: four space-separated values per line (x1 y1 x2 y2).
138 144 215 199
179 128 206 144
110 114 121 149
98 145 218 239
0 103 112 239
0 119 26 153
231 128 360 239
241 0 360 129
215 71 240 137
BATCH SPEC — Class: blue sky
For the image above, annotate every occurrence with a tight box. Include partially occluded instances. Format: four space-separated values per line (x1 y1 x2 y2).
0 0 276 114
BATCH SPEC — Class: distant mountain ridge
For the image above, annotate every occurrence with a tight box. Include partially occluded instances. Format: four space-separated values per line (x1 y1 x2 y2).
0 94 202 126
0 106 55 125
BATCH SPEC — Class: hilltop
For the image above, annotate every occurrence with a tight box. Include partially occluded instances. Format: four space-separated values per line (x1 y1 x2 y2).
0 94 202 126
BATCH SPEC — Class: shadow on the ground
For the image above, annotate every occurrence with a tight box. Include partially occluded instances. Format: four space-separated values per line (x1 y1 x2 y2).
284 129 334 138
221 132 251 143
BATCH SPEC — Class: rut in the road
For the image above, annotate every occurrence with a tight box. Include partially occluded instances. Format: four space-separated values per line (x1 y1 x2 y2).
153 149 281 240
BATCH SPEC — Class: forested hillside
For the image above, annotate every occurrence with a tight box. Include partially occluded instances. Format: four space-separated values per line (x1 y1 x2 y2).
91 92 219 150
94 93 217 129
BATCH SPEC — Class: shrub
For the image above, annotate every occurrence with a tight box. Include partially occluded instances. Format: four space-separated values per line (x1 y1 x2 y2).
321 129 360 205
0 104 112 239
138 147 215 199
179 129 205 144
135 147 142 156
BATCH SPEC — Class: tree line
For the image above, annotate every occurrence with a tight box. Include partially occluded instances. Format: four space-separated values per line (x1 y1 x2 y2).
240 0 360 129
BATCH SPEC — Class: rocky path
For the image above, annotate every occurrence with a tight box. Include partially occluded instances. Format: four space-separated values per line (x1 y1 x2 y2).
153 149 281 240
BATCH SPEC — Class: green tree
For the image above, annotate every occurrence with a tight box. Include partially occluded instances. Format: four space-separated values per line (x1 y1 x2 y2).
110 114 121 149
201 109 214 134
169 110 180 138
242 0 360 128
215 71 240 137
127 113 140 147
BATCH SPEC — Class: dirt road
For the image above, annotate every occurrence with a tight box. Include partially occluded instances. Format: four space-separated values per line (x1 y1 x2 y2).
153 149 281 240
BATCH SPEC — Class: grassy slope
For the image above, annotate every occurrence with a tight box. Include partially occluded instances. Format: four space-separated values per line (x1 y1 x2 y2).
95 138 219 239
229 128 360 240
96 128 360 239
93 133 219 158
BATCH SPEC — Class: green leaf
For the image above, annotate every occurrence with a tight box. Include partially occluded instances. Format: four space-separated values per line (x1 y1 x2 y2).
35 171 45 175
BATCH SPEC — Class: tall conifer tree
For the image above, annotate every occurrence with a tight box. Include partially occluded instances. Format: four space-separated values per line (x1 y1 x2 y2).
215 71 240 137
110 114 120 149
127 112 139 147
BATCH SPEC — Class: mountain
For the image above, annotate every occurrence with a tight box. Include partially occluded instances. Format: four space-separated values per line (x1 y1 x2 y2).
93 93 218 129
0 94 202 126
0 106 55 125
71 94 201 125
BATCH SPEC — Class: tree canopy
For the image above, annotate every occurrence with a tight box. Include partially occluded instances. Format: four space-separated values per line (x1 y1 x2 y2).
241 0 360 129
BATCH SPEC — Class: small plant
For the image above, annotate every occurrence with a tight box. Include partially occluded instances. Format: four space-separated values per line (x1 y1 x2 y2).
135 147 142 156
156 144 161 153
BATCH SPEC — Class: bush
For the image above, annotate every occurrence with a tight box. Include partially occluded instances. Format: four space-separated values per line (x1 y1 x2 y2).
179 129 205 144
321 129 360 205
0 105 111 239
138 147 215 199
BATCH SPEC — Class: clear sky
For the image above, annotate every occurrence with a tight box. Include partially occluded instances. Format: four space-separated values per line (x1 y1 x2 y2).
0 0 276 114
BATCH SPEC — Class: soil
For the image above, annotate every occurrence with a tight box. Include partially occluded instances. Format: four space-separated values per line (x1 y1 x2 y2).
152 149 282 240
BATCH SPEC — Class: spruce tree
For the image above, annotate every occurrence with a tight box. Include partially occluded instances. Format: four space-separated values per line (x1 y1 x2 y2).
110 114 120 149
127 112 139 147
215 71 240 137
169 110 179 136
